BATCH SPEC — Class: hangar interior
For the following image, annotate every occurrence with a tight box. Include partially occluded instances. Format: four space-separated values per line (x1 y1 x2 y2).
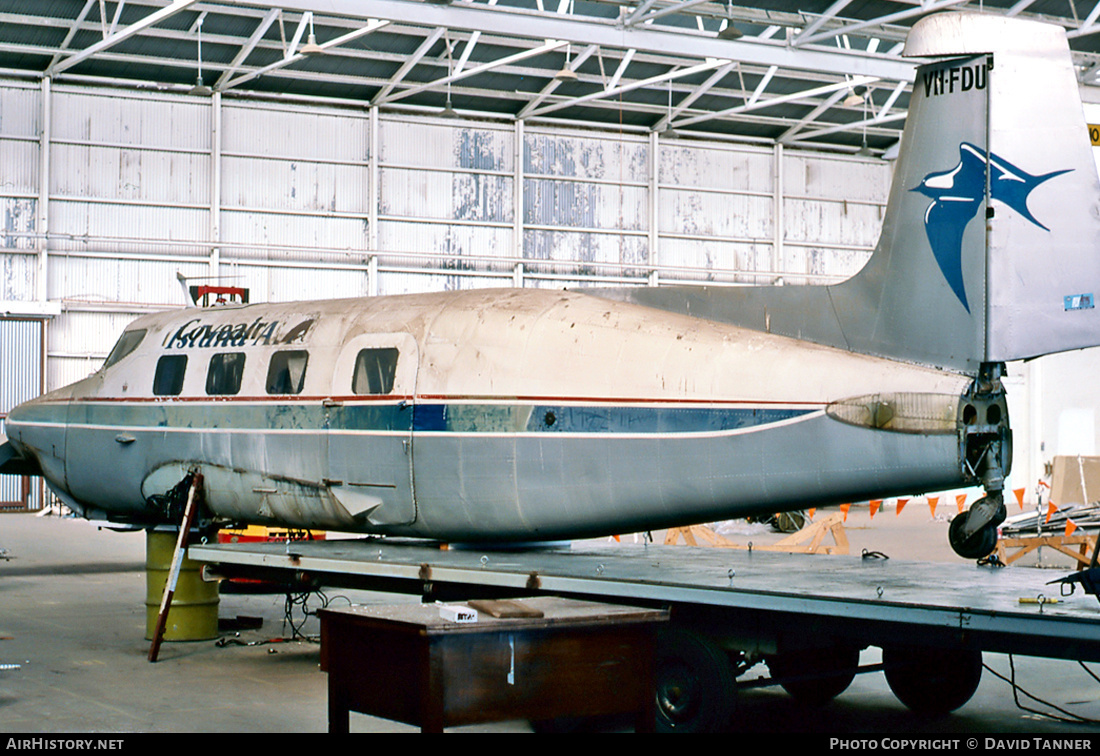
2 0 1100 510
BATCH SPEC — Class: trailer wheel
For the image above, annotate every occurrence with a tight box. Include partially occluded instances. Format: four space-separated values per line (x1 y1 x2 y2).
654 627 736 732
883 645 983 715
767 647 860 706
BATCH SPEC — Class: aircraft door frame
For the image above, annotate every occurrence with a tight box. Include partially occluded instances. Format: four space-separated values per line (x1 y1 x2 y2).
326 332 418 527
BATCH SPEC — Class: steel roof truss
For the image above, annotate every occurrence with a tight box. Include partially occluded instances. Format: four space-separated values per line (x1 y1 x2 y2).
223 18 391 91
379 38 569 106
49 0 200 76
215 7 282 90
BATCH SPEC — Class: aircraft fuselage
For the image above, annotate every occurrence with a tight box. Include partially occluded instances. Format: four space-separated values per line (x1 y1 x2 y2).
3 287 996 542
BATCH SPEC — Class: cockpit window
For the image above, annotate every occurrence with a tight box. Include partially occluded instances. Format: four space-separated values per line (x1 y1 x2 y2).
103 329 146 369
352 348 399 395
266 350 309 395
206 353 246 396
153 355 187 396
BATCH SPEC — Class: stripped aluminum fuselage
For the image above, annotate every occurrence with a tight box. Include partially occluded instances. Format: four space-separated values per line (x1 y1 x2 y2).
3 288 977 541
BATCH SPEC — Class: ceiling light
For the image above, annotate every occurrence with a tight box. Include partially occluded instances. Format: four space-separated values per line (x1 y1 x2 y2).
843 90 865 107
717 23 743 40
555 42 578 81
439 96 459 118
717 0 742 40
300 33 324 55
190 16 212 96
189 75 212 97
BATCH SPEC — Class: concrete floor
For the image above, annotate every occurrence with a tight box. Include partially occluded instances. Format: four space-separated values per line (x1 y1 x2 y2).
2 504 1100 735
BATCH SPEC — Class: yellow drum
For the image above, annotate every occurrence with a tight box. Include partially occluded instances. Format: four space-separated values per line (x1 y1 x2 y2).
144 530 220 642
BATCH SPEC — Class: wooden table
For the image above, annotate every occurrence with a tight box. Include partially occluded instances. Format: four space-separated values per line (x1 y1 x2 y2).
319 596 669 732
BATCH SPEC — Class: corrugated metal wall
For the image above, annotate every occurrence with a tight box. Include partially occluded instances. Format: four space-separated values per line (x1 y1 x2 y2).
0 318 42 509
0 77 889 391
0 81 39 302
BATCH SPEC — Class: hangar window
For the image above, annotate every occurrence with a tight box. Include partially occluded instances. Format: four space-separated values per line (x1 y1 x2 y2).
153 355 187 396
352 348 399 395
104 329 146 369
266 350 309 395
206 353 246 396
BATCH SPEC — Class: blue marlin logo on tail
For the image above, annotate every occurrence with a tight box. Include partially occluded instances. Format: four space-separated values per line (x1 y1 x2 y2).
912 142 1070 312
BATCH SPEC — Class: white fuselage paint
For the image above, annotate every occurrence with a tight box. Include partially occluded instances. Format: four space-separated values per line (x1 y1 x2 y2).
4 288 973 541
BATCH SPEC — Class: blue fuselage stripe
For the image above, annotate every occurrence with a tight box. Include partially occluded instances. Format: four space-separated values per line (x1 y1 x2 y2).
12 400 817 436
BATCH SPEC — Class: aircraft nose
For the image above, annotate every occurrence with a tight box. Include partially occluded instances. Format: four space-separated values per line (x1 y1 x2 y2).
3 383 73 445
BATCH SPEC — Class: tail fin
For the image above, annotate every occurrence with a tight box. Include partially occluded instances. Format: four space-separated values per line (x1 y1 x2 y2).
598 12 1100 374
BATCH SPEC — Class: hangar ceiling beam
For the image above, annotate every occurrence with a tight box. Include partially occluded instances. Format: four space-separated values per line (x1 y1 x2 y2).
793 0 969 47
215 7 282 89
222 19 390 91
1005 0 1039 15
371 26 447 104
650 59 736 133
516 43 599 118
49 0 200 75
627 0 717 26
523 58 728 119
264 0 918 81
671 74 876 130
379 39 569 105
777 87 849 143
790 0 855 46
793 109 906 143
1067 1 1100 38
46 0 98 71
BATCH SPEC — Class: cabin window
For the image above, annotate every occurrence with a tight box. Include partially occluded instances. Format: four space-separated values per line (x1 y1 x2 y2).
153 355 187 396
352 348 399 395
103 329 146 369
206 353 246 396
266 350 309 395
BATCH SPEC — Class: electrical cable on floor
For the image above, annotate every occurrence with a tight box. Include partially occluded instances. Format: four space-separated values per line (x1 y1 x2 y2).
982 655 1100 725
215 589 356 649
283 589 325 641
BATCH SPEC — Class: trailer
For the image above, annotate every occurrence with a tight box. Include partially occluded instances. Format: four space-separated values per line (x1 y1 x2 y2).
188 535 1100 732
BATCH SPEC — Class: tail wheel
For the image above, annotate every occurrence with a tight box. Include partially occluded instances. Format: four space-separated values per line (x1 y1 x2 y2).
767 646 860 706
883 645 983 715
654 627 736 732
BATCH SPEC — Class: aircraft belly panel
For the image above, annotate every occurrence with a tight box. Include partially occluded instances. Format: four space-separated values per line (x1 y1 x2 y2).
327 429 414 526
407 411 965 542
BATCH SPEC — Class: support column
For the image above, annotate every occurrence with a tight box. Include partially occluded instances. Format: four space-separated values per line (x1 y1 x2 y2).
773 142 784 280
209 91 222 282
369 106 380 296
36 77 50 304
513 119 524 286
648 131 659 286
